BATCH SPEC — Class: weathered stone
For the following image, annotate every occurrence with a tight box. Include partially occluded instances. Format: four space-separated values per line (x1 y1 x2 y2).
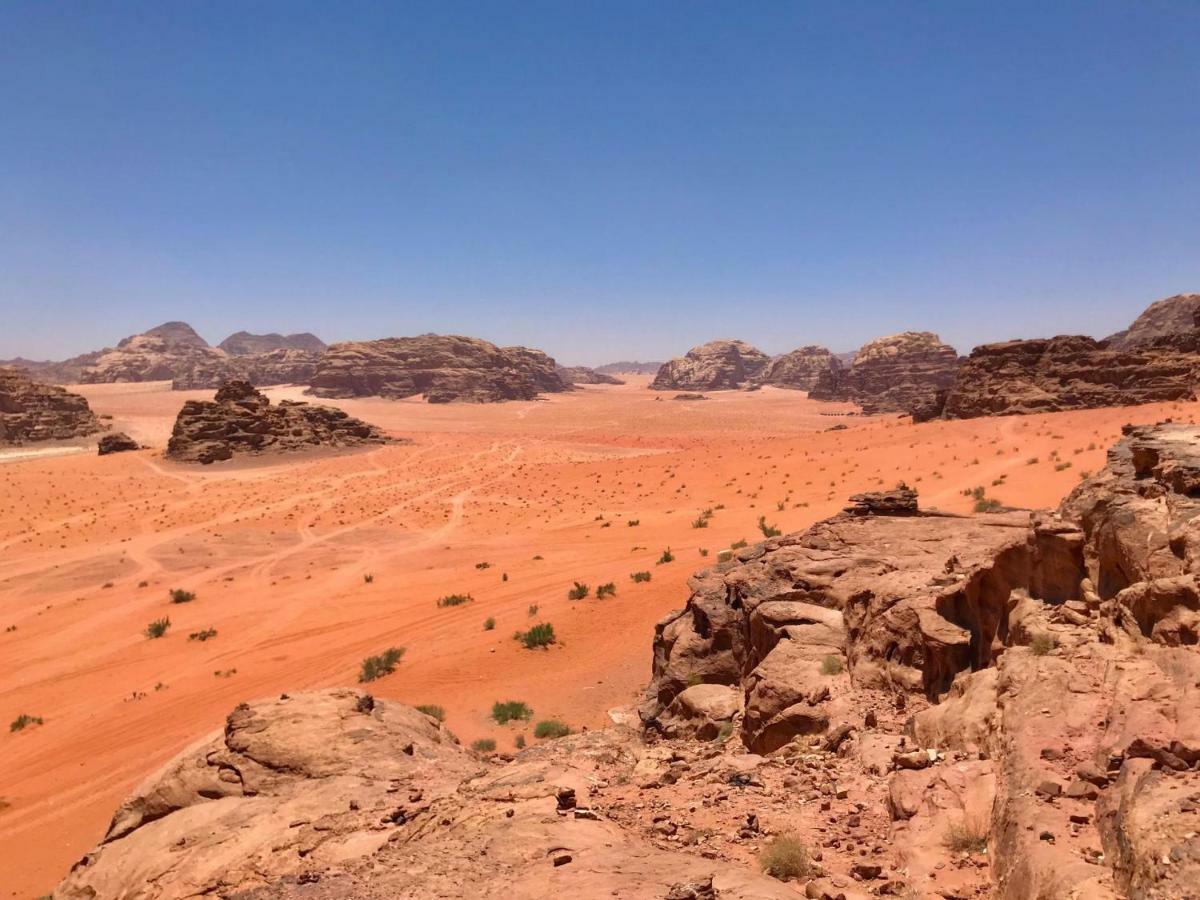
651 340 770 391
0 367 104 444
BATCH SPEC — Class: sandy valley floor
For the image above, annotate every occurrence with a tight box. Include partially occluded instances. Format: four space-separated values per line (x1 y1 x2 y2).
3 376 1198 897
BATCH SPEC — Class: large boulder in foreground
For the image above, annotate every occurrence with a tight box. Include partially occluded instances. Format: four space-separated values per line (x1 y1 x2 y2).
650 340 770 391
308 334 567 402
753 345 840 390
809 331 960 415
166 381 389 464
0 366 105 444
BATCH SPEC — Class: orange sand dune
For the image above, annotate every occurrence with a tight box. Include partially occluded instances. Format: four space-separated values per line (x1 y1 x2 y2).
2 376 1197 898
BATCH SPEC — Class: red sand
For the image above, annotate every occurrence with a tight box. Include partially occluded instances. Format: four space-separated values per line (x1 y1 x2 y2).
2 376 1196 897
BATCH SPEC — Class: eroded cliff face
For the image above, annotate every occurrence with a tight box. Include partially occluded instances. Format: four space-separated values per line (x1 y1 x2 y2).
0 366 106 444
651 340 771 391
809 331 961 416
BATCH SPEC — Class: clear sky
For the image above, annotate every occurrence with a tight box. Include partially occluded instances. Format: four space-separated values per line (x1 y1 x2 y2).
2 2 1198 365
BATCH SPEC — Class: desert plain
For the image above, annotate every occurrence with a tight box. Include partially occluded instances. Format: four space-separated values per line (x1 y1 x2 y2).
2 376 1198 897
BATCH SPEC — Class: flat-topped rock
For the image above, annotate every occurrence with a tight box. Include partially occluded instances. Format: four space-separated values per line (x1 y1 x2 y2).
844 484 919 516
217 331 327 356
166 381 390 464
0 366 105 444
307 334 567 402
651 340 770 391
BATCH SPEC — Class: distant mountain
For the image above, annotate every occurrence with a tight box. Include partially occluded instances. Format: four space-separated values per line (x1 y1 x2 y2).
219 331 327 356
594 361 662 375
1105 293 1200 349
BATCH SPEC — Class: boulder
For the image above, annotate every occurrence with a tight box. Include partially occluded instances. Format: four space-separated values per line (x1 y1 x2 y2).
97 432 140 455
651 340 770 391
0 366 105 444
658 683 741 741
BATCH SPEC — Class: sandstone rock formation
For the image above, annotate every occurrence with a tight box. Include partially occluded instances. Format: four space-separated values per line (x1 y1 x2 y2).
595 361 663 375
938 335 1199 419
166 381 389 464
651 341 771 392
307 335 567 403
557 365 625 385
80 322 227 384
753 346 841 391
171 349 322 391
809 332 960 415
0 367 105 444
1106 293 1200 350
97 433 140 455
218 331 327 356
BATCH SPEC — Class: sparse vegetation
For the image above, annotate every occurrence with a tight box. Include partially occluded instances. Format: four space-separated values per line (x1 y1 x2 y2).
527 603 539 617
416 704 445 721
627 519 640 527
974 497 1003 513
943 818 989 854
169 589 195 604
534 719 571 739
730 538 748 550
657 548 675 564
359 646 405 682
471 738 497 753
630 570 651 583
10 714 44 733
437 593 473 608
758 516 781 538
1030 632 1056 656
820 654 844 676
514 734 526 749
596 582 616 598
567 581 590 600
145 617 171 639
491 700 533 724
475 561 491 570
483 616 496 631
188 627 218 642
759 833 811 880
515 622 556 649
363 573 374 584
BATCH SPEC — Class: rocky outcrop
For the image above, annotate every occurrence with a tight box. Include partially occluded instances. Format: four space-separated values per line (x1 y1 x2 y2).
80 322 227 384
218 331 326 356
307 335 567 403
753 346 841 391
651 341 771 392
55 690 797 900
0 367 105 444
556 365 625 386
97 433 140 455
594 361 663 375
939 335 1199 419
809 332 961 415
1106 293 1200 349
170 349 322 391
166 381 389 464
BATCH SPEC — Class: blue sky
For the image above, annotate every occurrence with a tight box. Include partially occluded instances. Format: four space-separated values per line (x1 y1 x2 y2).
2 2 1198 365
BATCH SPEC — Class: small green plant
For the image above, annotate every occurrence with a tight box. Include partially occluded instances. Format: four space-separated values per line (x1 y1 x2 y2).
717 720 735 742
416 704 445 721
730 538 748 550
145 617 171 639
567 581 590 600
759 833 811 880
691 515 709 529
820 654 844 676
169 589 195 604
515 622 556 649
514 734 526 749
943 818 989 854
596 582 616 598
491 700 533 724
630 570 652 583
188 627 218 642
1030 632 1056 656
527 603 539 617
10 713 44 733
686 673 703 687
758 516 781 538
657 548 675 564
363 573 374 584
534 719 571 739
483 616 496 631
974 497 1003 513
437 593 473 608
471 737 497 753
359 646 405 682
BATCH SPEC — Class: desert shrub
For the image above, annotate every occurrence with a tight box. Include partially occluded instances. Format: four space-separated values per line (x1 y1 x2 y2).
188 627 218 642
534 719 571 739
699 548 709 557
730 538 748 550
630 571 652 583
943 818 988 853
359 646 405 682
527 603 539 617
1026 456 1039 465
691 516 709 529
974 497 1003 513
596 582 616 598
686 673 703 687
759 834 810 880
363 573 374 584
437 593 473 608
758 516 781 538
471 738 497 753
145 617 171 639
1055 461 1072 471
717 720 735 742
475 561 491 570
416 704 445 721
820 654 844 676
10 714 43 733
567 581 589 600
491 700 533 724
1030 632 1056 656
169 589 195 604
516 622 556 649
627 519 640 527
657 548 675 564
483 616 496 631
514 734 526 749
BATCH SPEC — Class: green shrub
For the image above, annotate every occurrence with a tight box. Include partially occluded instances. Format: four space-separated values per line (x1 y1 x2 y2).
437 593 473 608
359 646 405 682
188 627 218 642
471 737 497 753
974 497 1003 513
657 548 675 564
516 622 556 649
527 603 539 617
567 581 589 600
630 571 652 583
491 700 533 724
730 538 748 550
596 582 616 598
10 713 43 733
1030 632 1056 656
145 617 171 639
758 516 781 538
534 719 571 739
820 654 844 676
759 834 810 880
483 616 496 631
514 734 526 749
943 818 988 853
169 589 195 604
691 516 709 529
416 704 445 721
